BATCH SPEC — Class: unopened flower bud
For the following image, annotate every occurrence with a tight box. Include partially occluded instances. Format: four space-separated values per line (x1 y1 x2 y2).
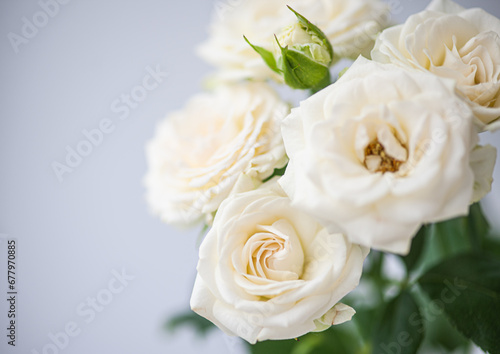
245 6 334 91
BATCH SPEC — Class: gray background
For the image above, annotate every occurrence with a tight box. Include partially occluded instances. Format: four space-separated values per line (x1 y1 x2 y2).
0 0 499 353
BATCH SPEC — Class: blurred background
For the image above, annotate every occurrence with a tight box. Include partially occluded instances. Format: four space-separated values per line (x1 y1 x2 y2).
0 0 499 353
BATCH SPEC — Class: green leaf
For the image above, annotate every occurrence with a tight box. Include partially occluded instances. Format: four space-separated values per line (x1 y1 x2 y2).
401 225 428 273
249 324 363 354
468 203 489 250
249 338 297 354
420 309 469 351
243 36 281 74
411 287 469 352
352 306 381 346
432 217 471 254
371 290 425 354
286 6 334 61
421 203 491 271
308 323 364 354
165 311 215 336
483 233 500 257
418 252 500 353
422 217 471 271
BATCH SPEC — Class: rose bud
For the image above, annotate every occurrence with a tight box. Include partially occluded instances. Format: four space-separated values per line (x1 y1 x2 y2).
245 7 334 91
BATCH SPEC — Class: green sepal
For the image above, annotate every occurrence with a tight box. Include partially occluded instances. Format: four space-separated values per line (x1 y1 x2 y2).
338 67 349 79
276 37 331 90
287 6 334 63
243 36 281 74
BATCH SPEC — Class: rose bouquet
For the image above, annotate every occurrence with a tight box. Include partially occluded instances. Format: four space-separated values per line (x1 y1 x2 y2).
145 0 500 353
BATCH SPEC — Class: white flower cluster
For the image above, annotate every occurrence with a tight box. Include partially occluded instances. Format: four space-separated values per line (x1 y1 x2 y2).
145 0 498 344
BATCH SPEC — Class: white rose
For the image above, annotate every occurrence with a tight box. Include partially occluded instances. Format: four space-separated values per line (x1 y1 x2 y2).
293 0 390 60
199 0 390 83
372 0 500 131
190 179 367 343
280 58 494 255
144 83 288 226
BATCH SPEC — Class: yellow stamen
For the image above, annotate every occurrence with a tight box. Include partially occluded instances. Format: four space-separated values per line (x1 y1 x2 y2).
364 140 404 173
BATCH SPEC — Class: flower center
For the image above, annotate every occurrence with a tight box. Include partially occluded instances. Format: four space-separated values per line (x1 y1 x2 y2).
243 220 304 282
364 140 405 173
